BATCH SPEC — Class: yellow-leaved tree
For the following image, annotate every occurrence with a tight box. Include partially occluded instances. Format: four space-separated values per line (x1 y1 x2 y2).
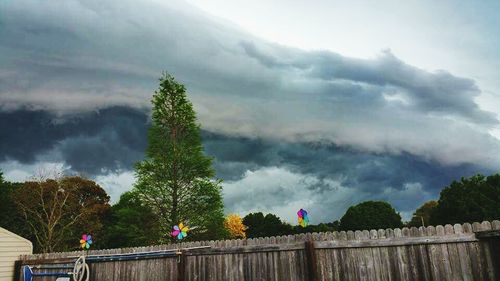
224 214 247 239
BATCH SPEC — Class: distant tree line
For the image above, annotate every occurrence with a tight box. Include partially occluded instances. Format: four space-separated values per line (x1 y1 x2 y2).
2 171 499 252
241 174 500 237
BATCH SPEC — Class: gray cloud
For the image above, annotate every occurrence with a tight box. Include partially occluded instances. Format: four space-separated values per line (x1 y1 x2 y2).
0 0 500 166
0 0 499 221
0 107 148 174
204 131 493 221
244 44 496 124
0 107 492 222
203 134 492 221
1 0 497 168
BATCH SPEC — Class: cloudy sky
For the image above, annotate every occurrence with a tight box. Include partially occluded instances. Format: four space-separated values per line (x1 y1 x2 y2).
1 0 499 223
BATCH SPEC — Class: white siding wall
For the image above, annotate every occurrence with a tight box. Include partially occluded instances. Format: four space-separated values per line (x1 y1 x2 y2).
0 227 32 281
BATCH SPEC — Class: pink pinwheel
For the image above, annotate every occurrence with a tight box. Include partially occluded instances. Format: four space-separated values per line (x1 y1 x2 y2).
80 234 93 249
171 223 189 240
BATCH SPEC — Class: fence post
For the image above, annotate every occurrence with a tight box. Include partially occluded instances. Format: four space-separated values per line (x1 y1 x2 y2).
475 229 500 280
13 260 22 281
177 252 186 281
305 240 318 281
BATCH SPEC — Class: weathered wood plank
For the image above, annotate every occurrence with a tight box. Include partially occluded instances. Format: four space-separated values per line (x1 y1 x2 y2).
314 235 477 249
478 222 496 280
444 224 462 281
452 224 473 281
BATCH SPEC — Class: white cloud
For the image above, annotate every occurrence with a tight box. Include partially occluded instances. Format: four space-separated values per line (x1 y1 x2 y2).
94 171 135 203
223 166 435 223
0 159 134 203
0 160 69 182
223 166 355 223
378 183 433 221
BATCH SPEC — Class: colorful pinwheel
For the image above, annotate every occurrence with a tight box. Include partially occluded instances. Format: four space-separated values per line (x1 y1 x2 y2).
297 209 309 227
171 223 189 240
80 234 93 249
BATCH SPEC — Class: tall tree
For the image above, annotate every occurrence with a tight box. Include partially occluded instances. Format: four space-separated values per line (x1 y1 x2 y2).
13 176 110 252
134 73 225 242
430 174 500 225
408 200 438 227
339 201 403 231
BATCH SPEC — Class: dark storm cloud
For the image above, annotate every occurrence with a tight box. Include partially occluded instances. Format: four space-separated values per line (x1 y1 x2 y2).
0 107 148 174
70 111 145 173
203 132 492 222
202 131 492 221
0 110 64 163
202 133 490 194
0 107 494 221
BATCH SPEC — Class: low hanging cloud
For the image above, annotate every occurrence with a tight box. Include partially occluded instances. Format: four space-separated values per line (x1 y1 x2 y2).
0 0 499 221
0 108 491 220
0 107 148 172
205 133 490 221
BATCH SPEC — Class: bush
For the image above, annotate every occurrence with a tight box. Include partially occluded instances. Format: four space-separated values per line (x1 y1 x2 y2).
339 201 403 231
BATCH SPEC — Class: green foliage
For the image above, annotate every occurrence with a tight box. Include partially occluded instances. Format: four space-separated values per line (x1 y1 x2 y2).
292 221 340 234
243 212 293 238
243 212 340 237
430 174 500 225
408 200 438 227
101 191 161 248
339 201 403 231
0 174 31 239
134 72 226 242
0 175 16 228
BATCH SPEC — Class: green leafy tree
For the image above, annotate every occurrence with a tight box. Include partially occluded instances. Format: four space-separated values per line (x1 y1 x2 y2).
330 220 341 230
339 201 403 231
101 191 160 248
430 174 500 225
243 212 293 238
0 172 31 239
134 73 226 242
408 200 438 227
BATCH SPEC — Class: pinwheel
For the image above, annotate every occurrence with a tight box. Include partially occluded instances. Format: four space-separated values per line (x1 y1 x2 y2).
171 223 189 240
297 209 309 227
80 234 93 249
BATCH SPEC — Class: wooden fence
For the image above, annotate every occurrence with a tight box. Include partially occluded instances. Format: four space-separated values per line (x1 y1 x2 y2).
16 220 500 281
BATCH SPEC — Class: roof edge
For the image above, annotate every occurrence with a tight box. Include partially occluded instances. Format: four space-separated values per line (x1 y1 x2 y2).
0 227 33 249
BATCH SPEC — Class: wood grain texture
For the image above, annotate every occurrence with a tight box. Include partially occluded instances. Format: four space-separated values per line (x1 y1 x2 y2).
16 221 499 281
